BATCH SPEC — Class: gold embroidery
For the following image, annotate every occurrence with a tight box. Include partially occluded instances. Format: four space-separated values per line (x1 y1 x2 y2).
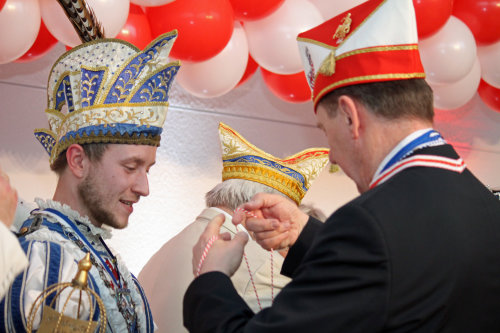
333 13 352 42
219 122 329 204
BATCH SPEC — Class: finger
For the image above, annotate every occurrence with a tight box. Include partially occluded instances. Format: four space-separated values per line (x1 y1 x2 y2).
253 228 287 243
233 231 249 247
232 209 247 226
257 232 290 251
245 218 283 233
244 192 283 211
204 214 226 237
219 232 231 241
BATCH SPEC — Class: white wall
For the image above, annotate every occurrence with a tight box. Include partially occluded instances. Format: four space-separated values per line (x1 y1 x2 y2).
1 43 499 274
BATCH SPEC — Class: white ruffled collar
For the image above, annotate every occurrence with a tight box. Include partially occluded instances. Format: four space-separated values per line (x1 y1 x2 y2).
34 198 112 239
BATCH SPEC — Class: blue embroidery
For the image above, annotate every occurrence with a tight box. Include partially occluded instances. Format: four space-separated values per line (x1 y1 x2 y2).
224 155 308 191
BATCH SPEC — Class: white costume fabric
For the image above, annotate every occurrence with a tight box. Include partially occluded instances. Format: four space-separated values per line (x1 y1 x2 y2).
139 207 291 333
0 221 28 301
0 199 154 332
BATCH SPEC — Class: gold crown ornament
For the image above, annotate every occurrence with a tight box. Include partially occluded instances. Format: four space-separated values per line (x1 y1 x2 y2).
297 0 425 111
218 122 330 204
34 0 180 166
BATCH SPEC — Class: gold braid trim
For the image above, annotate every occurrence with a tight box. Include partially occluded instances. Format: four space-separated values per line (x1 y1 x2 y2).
50 132 161 166
222 165 305 205
315 72 426 106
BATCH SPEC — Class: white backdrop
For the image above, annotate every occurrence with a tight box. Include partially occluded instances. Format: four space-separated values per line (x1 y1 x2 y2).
1 43 500 274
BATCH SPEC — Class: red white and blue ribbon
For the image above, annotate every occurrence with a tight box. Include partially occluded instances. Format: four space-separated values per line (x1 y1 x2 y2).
370 129 465 189
370 154 466 189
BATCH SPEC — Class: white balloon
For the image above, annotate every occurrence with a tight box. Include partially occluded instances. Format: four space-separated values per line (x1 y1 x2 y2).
477 41 500 89
40 0 130 47
244 0 323 75
0 0 40 64
131 0 175 6
430 57 481 110
419 16 477 85
308 0 368 21
176 22 248 98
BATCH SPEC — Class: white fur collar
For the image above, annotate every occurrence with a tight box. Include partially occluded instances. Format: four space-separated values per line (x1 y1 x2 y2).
34 198 112 239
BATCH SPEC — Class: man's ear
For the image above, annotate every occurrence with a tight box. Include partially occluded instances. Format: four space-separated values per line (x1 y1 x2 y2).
66 144 87 179
338 95 360 139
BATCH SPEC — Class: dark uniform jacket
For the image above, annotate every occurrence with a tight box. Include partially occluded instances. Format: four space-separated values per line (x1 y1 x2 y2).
184 144 500 333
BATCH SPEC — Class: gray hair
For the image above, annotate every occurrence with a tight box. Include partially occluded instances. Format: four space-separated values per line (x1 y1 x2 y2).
298 202 327 222
205 179 290 211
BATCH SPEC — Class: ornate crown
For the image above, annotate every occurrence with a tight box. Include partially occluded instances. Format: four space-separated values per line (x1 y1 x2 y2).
219 122 330 204
34 28 180 165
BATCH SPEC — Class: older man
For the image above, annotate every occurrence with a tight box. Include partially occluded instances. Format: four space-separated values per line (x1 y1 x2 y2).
183 0 500 332
139 122 328 332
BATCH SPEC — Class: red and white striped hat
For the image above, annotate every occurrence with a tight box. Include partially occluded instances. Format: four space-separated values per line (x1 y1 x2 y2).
297 0 426 111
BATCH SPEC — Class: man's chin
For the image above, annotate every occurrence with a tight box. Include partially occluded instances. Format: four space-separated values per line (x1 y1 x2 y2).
109 221 129 229
102 216 129 230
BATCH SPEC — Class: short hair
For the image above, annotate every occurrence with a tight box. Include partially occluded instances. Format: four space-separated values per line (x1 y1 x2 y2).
51 143 109 175
298 202 327 222
318 78 434 122
205 179 291 211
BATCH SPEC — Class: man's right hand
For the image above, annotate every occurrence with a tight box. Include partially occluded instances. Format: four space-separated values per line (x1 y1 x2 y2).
233 193 309 251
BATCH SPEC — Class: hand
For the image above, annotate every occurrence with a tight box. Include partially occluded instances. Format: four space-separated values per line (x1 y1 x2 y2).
192 214 249 277
233 193 309 251
0 168 17 228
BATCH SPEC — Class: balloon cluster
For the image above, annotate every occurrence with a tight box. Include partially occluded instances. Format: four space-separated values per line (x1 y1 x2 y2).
0 0 499 111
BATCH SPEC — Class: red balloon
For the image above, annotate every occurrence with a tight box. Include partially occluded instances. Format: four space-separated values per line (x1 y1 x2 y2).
478 79 500 112
236 54 258 87
145 0 234 61
16 20 58 63
261 68 311 103
0 0 5 12
229 0 285 21
115 4 152 49
412 0 453 39
452 0 500 45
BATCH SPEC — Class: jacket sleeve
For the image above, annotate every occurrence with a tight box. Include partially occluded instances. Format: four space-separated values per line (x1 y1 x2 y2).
183 203 390 333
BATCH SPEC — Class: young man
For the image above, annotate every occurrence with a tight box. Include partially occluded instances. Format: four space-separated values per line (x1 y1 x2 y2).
139 122 329 332
183 0 500 332
0 4 181 329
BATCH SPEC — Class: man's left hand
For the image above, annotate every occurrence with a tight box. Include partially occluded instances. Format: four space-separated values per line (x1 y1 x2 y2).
192 214 249 277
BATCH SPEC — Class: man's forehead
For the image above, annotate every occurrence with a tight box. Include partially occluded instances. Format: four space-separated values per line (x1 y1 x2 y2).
106 145 157 160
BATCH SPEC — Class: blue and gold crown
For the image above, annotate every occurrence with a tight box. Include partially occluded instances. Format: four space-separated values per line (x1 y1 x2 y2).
35 31 181 166
219 122 330 204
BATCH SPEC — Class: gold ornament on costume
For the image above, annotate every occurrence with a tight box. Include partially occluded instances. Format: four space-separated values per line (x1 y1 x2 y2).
333 13 352 42
219 122 330 204
329 163 339 173
26 253 107 333
318 50 337 76
318 13 352 77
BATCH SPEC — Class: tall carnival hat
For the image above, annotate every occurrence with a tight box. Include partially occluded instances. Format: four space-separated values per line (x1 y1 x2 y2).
297 0 425 111
219 122 329 204
35 0 181 166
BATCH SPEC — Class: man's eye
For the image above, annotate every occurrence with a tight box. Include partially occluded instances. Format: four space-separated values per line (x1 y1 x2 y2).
125 166 136 171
